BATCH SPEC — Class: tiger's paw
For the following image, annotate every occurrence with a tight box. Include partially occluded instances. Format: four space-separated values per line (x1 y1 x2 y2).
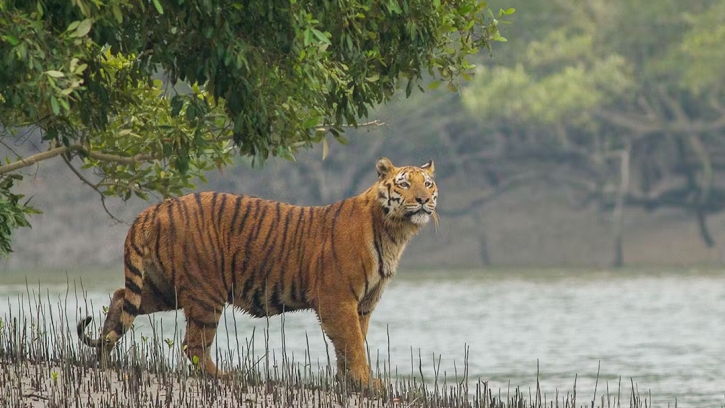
340 372 387 394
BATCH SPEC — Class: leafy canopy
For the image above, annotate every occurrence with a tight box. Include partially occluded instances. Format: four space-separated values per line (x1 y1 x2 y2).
0 0 511 257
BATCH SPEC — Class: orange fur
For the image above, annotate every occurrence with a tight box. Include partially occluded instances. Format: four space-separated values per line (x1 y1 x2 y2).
77 157 437 387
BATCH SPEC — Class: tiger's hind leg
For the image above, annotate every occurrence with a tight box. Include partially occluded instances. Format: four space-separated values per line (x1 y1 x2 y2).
181 297 226 378
92 276 178 362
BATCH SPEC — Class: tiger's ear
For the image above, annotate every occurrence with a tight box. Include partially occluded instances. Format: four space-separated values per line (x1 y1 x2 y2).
376 157 395 179
421 160 435 176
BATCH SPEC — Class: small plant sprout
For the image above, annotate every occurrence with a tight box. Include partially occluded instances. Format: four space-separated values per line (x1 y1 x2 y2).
165 338 174 349
51 371 58 384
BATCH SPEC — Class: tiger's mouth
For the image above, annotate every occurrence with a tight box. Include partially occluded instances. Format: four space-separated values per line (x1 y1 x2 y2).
404 207 433 225
404 207 433 219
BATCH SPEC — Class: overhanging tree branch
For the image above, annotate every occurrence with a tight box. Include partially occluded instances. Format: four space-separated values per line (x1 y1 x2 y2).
0 145 158 176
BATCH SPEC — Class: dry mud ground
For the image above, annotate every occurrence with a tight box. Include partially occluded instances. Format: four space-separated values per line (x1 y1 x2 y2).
2 360 396 408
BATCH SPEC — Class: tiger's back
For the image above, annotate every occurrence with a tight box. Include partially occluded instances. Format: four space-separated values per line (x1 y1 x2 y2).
78 157 438 387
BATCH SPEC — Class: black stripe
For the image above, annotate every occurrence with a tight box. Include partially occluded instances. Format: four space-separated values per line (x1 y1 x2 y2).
249 288 266 318
194 193 204 222
210 192 218 220
205 193 222 272
125 278 142 294
332 200 346 221
305 207 316 242
203 218 222 274
146 278 176 308
280 207 302 279
229 196 243 244
191 295 223 315
125 259 142 277
236 198 256 236
216 193 228 227
130 242 143 257
179 196 192 233
190 316 219 329
123 299 139 316
373 228 385 278
268 283 283 315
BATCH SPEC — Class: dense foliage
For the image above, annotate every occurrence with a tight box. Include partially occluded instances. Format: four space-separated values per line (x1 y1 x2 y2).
0 0 511 257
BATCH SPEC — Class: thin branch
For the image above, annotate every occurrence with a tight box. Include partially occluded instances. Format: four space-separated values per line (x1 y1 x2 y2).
314 120 385 132
0 144 158 176
0 138 26 162
61 155 128 226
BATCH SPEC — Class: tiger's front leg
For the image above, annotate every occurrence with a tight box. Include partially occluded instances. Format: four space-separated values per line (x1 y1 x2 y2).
181 296 227 378
317 300 380 389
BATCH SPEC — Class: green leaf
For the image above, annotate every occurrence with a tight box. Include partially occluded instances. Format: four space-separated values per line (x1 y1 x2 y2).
112 4 123 24
73 19 93 38
387 0 402 14
1 35 19 46
46 70 65 78
170 95 184 117
152 0 164 15
310 28 330 45
50 96 60 115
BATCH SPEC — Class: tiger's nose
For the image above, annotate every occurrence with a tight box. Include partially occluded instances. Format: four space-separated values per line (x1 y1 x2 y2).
416 195 430 204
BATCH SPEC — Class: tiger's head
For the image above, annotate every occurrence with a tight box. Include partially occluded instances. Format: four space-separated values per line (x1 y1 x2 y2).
375 157 438 226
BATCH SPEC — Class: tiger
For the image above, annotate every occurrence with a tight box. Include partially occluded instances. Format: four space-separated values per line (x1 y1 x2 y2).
77 157 437 388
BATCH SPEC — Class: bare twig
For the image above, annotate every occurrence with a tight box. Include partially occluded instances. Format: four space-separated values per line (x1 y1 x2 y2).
61 155 128 225
0 138 26 162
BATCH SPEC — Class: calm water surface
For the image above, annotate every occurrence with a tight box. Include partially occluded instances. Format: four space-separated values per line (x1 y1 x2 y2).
1 268 724 407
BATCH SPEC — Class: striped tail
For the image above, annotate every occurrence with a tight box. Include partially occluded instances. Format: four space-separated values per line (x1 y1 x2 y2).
77 316 103 347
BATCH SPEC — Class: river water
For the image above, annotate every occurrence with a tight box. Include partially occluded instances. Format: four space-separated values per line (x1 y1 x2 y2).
1 268 724 407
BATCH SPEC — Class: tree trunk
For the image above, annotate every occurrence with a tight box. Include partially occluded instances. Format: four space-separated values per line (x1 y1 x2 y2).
611 143 631 268
474 213 492 266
